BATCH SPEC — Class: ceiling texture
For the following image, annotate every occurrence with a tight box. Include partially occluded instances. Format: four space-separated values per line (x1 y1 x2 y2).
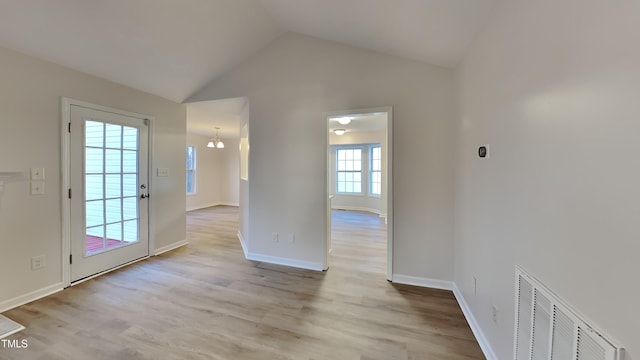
0 0 498 136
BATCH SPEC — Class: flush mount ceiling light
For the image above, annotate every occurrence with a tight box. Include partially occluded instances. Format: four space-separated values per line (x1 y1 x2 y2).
337 116 352 125
333 129 346 136
207 127 225 149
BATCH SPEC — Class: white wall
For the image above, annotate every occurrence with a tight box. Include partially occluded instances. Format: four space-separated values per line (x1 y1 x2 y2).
456 0 640 358
189 33 456 279
0 45 186 310
329 130 386 216
186 133 239 211
221 138 240 206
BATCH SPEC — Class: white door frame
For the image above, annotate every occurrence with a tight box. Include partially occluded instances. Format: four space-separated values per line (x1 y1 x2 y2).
322 106 393 280
61 97 155 287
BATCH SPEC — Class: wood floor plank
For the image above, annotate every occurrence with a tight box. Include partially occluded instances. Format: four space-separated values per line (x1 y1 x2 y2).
0 206 484 359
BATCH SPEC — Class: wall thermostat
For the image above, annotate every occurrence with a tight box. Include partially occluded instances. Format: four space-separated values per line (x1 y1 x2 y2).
478 145 489 158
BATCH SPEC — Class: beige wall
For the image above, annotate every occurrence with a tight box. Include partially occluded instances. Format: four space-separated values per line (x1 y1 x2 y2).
456 0 640 358
186 133 239 211
190 32 456 279
0 45 186 310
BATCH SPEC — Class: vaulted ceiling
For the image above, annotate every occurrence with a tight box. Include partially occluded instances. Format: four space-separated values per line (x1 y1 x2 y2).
0 0 498 104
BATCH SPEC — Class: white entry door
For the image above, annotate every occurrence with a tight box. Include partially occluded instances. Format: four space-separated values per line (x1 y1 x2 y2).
69 105 149 282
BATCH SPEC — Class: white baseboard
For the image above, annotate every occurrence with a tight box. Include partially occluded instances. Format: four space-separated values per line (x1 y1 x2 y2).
331 205 382 215
389 276 496 360
187 202 239 212
380 213 388 224
245 252 324 271
392 274 454 290
237 231 248 257
0 283 64 313
186 202 218 212
236 232 322 271
453 285 498 360
154 239 188 256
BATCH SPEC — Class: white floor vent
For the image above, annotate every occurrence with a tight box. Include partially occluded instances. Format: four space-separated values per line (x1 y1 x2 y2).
514 267 624 360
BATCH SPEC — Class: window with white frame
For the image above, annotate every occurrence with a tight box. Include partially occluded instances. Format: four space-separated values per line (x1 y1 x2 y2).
186 146 196 194
336 148 362 193
370 145 381 196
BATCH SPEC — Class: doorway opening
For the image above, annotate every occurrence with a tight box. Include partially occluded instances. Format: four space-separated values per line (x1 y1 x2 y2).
184 98 245 213
323 107 393 280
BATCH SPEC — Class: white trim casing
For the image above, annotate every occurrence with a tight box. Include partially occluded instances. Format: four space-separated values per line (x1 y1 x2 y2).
322 112 330 271
453 285 499 360
392 274 454 291
61 99 71 287
0 283 64 314
385 107 393 281
147 115 156 260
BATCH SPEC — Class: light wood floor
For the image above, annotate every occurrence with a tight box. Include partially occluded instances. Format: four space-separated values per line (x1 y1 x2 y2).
1 207 484 360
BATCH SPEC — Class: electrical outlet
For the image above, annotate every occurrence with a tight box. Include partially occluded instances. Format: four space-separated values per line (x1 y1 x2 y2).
31 181 45 195
31 255 45 270
272 232 279 243
289 234 295 244
30 167 45 180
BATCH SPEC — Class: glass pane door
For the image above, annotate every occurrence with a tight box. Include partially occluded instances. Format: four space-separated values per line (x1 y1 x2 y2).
70 104 149 283
84 120 140 255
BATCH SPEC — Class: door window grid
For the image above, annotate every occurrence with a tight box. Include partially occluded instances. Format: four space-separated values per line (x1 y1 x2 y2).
85 120 139 255
186 146 196 194
370 146 382 196
337 148 362 193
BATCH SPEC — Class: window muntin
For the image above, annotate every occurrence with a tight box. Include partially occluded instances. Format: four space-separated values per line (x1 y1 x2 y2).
336 148 362 193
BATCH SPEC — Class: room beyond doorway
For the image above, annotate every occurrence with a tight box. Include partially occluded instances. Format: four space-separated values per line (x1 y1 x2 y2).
324 108 393 280
184 98 246 211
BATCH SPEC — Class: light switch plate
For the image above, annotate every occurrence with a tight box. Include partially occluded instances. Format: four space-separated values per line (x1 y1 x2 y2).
31 181 45 195
157 168 169 177
31 167 45 180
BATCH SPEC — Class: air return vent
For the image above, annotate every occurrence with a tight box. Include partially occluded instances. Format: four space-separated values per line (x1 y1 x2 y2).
514 267 624 360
